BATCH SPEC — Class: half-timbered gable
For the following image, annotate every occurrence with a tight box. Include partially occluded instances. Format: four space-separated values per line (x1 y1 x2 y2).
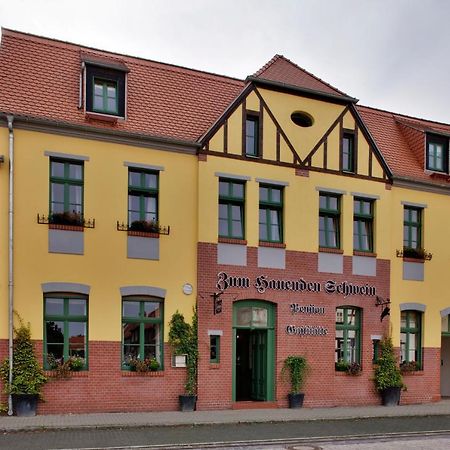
201 56 390 183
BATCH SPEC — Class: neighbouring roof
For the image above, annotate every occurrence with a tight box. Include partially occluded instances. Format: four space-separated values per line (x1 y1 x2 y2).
0 29 244 142
357 105 450 185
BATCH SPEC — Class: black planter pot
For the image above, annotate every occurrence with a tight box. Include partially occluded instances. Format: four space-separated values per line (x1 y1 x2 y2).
179 394 197 412
288 393 305 408
12 394 39 417
380 387 401 406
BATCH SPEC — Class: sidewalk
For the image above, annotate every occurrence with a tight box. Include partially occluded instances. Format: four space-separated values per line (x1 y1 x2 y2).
1 399 450 432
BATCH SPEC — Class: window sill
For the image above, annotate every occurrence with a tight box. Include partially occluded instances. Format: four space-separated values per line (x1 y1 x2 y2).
38 214 95 229
85 111 122 123
403 257 425 264
259 241 286 248
319 247 344 254
353 251 377 258
122 370 164 377
49 224 84 232
209 363 220 369
218 237 247 245
334 370 362 377
400 370 424 377
428 171 450 181
45 370 89 378
127 230 160 239
397 248 432 261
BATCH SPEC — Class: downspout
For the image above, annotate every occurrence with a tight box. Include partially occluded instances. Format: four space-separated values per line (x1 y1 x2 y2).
7 115 14 416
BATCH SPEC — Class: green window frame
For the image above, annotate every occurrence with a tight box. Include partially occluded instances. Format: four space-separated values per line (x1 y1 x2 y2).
335 307 361 366
44 295 88 370
49 159 84 215
218 179 245 239
353 198 374 252
426 135 448 172
400 310 422 368
210 335 220 363
122 297 163 370
319 193 340 248
93 77 118 115
128 169 159 225
245 115 259 157
403 206 422 250
342 132 355 172
372 338 381 364
443 314 450 336
259 185 283 243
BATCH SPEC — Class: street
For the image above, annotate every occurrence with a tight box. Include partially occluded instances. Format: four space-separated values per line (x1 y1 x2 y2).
0 415 449 449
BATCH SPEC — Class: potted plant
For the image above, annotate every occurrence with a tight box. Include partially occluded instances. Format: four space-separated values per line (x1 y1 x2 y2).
374 337 404 406
168 308 198 411
281 355 309 408
126 356 160 373
335 359 349 372
400 360 420 373
47 355 86 378
50 211 83 226
335 360 362 375
0 317 47 416
347 362 362 376
129 220 160 233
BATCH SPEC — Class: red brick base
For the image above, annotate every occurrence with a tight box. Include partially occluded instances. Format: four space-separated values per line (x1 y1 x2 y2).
398 347 441 404
196 242 441 409
0 240 442 414
0 342 442 413
0 340 187 414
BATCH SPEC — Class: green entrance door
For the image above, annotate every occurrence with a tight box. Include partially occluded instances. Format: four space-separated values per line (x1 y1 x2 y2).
233 301 275 402
251 329 267 400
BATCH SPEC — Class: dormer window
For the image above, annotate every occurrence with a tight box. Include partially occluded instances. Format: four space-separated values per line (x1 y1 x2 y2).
93 78 118 115
81 54 128 119
86 65 125 118
426 134 448 173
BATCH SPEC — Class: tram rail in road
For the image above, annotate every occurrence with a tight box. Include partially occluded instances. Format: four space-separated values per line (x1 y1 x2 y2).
50 430 450 450
3 415 450 450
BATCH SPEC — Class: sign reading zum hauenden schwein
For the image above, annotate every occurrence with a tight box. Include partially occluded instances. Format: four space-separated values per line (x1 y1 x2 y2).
216 272 376 298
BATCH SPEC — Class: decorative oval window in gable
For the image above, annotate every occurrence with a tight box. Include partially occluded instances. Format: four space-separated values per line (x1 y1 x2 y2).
291 111 314 127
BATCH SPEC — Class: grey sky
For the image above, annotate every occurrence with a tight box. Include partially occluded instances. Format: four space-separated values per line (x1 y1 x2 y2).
1 0 449 123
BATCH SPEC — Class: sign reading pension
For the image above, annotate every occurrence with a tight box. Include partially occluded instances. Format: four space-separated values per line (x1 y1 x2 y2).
216 272 376 298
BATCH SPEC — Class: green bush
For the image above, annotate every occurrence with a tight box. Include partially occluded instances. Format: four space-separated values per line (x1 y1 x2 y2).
168 309 198 395
374 337 404 391
281 355 308 394
0 317 47 395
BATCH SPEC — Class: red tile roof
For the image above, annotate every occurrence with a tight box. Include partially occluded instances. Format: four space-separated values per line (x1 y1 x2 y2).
357 105 450 185
0 29 244 142
252 54 351 98
2 29 450 188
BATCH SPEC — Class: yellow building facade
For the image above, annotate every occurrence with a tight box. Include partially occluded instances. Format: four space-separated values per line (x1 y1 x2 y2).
1 30 449 413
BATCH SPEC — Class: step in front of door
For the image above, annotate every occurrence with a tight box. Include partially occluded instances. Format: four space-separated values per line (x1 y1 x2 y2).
232 401 278 410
